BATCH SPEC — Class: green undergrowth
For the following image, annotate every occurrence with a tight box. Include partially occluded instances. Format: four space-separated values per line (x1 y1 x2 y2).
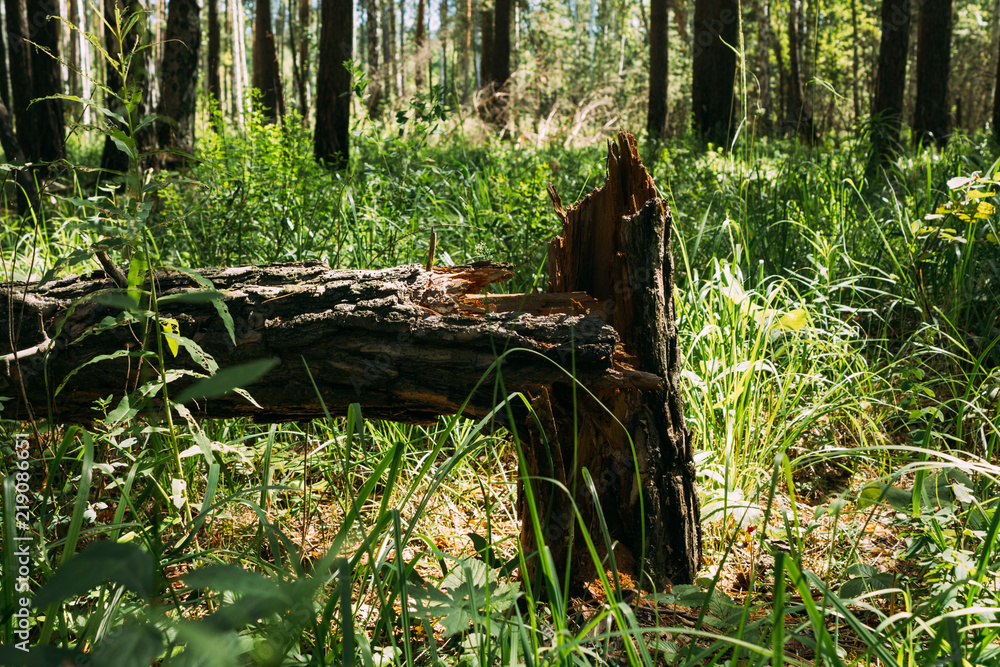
1 108 999 665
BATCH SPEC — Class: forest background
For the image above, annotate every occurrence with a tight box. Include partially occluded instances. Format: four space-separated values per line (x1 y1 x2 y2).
0 0 999 665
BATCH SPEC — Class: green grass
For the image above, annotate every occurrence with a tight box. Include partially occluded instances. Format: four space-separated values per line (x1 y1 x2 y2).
1 106 999 665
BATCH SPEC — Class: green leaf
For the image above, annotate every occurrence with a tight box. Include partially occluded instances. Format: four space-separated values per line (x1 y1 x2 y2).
88 623 163 667
92 291 140 311
858 481 912 511
127 251 148 303
108 128 137 162
33 541 154 607
157 289 226 305
174 358 278 405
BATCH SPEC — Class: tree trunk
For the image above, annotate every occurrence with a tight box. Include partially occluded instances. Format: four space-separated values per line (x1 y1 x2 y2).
755 0 772 132
786 0 813 142
0 96 38 212
5 0 36 159
414 0 425 89
493 0 510 88
479 5 493 88
870 0 910 168
314 0 352 169
912 0 952 147
364 0 383 118
533 131 701 591
253 0 285 120
646 0 668 140
297 0 311 114
995 31 1000 145
207 0 221 110
1 132 701 593
27 0 65 164
691 0 738 147
158 0 201 166
850 0 860 123
99 0 156 177
381 0 393 103
460 0 471 102
231 0 248 123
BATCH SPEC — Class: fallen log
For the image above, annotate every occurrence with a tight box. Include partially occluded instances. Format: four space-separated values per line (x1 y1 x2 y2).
1 131 701 591
1 260 649 423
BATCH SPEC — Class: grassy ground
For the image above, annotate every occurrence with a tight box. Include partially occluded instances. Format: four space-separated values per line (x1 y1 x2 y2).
1 108 999 666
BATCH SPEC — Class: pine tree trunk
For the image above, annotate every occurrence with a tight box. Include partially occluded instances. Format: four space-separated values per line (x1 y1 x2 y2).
493 0 510 88
479 5 493 87
786 0 814 142
231 0 247 124
5 0 37 159
381 0 393 103
691 0 738 147
298 0 311 114
460 0 471 102
365 0 383 118
755 0 772 131
912 0 952 147
158 0 201 166
253 0 285 120
646 0 668 139
27 0 65 163
207 0 221 110
414 0 425 89
99 0 156 176
870 0 911 167
314 0 352 169
995 32 1000 144
850 0 860 123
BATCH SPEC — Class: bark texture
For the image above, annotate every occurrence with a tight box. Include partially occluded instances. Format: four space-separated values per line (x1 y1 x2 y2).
314 0 353 168
995 32 1000 145
100 0 156 175
647 0 669 140
530 131 701 591
27 0 65 164
1 262 621 424
691 0 738 147
912 0 952 147
870 0 910 168
207 0 221 109
252 0 284 120
158 0 201 165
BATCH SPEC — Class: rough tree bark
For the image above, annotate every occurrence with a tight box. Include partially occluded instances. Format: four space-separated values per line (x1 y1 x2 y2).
314 0 352 168
252 0 285 120
912 0 952 147
786 0 814 142
158 0 201 166
414 0 426 89
534 131 701 591
869 0 910 172
207 0 221 110
647 0 669 140
995 32 1000 145
27 0 65 164
100 0 157 175
691 0 738 148
365 0 383 118
1 132 700 592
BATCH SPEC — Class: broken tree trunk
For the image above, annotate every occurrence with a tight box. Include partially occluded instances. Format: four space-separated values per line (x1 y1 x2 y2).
1 261 639 423
517 131 701 592
0 131 700 590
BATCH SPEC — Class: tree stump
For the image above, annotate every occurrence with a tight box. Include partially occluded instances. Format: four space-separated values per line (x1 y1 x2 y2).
518 131 701 592
0 131 700 590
